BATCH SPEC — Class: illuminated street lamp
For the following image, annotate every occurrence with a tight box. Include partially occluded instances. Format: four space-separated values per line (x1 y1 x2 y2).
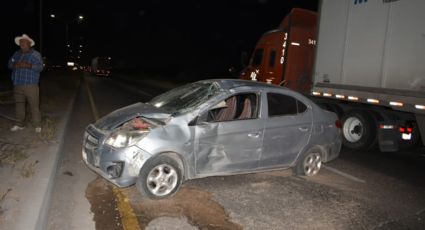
77 15 84 24
49 13 85 65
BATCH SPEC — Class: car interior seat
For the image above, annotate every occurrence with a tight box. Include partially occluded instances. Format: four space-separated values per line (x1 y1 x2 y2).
238 98 252 119
216 96 237 121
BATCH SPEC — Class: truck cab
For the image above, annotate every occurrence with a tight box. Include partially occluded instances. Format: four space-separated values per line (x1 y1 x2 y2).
240 8 317 94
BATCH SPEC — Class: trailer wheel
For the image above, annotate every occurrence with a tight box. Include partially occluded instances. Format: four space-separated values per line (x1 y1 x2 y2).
342 110 376 151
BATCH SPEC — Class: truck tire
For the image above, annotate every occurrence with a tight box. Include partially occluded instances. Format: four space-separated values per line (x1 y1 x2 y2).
136 155 183 200
341 110 376 151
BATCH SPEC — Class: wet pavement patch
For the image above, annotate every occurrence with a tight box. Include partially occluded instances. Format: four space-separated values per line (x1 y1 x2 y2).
86 178 123 230
124 185 242 230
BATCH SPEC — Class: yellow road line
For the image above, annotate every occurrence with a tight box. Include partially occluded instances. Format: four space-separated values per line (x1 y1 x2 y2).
113 187 142 230
84 75 141 229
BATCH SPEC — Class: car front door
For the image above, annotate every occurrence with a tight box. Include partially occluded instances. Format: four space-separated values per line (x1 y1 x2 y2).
259 92 312 168
194 93 264 175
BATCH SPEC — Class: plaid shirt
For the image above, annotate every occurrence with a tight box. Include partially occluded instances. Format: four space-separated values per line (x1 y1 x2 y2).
8 49 43 86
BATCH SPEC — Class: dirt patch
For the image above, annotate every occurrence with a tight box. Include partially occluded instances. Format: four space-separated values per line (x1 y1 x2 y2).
86 178 123 230
125 185 242 230
86 177 241 230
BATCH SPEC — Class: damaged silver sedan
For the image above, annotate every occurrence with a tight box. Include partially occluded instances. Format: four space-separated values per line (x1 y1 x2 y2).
82 79 341 199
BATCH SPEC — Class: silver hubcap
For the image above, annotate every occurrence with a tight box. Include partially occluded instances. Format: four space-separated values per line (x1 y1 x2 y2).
146 164 178 197
343 117 363 143
303 152 322 176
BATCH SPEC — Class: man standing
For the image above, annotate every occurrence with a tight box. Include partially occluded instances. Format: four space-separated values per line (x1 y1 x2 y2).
8 34 44 132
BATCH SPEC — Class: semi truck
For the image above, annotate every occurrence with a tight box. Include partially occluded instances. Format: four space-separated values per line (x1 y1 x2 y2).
91 56 112 76
241 0 425 152
240 8 317 94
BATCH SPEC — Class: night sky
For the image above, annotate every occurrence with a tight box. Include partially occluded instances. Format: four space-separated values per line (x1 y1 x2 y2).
1 0 317 77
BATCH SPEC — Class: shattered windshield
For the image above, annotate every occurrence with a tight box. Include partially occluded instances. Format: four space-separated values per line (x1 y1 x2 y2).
149 82 222 114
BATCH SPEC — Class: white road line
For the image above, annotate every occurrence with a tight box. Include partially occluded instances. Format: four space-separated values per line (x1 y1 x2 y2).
323 165 366 184
84 77 100 121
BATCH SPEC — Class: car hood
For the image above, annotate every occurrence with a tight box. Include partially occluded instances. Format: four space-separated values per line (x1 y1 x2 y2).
94 102 172 130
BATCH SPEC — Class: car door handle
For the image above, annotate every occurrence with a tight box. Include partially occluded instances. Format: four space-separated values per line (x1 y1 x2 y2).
248 132 261 138
299 127 309 132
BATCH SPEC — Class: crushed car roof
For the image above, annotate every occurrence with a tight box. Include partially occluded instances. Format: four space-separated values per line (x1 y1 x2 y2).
197 79 285 91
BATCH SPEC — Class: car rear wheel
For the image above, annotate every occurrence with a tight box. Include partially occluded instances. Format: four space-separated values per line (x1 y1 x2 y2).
294 147 322 176
136 155 182 199
341 110 376 151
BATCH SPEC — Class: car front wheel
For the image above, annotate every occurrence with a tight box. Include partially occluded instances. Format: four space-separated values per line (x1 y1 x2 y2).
136 155 182 199
294 147 323 176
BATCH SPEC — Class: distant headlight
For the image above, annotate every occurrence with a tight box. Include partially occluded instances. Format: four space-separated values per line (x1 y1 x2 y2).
105 130 149 148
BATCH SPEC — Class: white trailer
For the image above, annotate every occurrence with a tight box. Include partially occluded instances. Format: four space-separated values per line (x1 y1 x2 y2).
312 0 425 151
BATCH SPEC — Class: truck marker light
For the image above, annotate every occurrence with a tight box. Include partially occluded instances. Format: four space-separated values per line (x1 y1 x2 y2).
415 105 425 110
291 42 300 46
312 91 321 96
335 94 345 99
380 124 395 129
348 96 358 101
323 93 332 97
389 101 403 107
367 98 379 104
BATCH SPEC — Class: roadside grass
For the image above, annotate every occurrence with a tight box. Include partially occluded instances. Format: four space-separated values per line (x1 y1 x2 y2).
38 115 59 143
20 160 39 178
0 140 28 166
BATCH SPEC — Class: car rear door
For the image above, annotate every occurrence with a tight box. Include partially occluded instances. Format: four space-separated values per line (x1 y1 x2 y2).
259 91 312 168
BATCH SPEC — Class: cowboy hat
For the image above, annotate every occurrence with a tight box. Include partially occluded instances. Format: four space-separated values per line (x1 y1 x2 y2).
14 34 35 47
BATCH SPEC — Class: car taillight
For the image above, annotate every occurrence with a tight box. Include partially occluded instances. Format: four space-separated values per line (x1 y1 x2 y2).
335 120 342 129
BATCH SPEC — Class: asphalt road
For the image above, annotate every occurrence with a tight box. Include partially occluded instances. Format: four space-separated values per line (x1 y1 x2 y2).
47 72 425 230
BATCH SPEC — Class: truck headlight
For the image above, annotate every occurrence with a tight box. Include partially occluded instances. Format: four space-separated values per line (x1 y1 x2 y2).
105 130 149 148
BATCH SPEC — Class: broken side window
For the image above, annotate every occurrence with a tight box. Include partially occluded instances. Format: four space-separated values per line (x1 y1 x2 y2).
207 93 258 122
267 93 297 117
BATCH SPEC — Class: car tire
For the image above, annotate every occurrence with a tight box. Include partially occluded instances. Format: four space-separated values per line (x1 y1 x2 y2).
294 147 323 176
341 110 376 151
136 155 182 200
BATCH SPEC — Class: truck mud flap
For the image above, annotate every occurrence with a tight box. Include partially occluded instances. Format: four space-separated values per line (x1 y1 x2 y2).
378 126 399 152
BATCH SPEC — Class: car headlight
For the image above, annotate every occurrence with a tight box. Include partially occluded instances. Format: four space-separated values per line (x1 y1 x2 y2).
105 130 149 148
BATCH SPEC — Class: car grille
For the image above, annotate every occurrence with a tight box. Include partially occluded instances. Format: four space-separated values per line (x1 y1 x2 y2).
84 131 100 167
